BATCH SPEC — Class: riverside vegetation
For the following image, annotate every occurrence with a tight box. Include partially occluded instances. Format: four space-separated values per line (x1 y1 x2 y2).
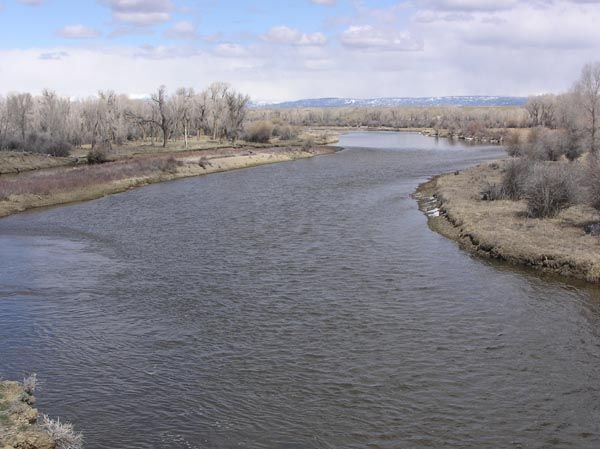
417 62 600 282
0 375 82 449
0 82 338 218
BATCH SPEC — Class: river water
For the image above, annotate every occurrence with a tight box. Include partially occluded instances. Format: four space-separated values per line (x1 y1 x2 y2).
1 132 599 448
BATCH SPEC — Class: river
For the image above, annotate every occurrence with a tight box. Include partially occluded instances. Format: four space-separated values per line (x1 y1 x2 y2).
1 132 599 448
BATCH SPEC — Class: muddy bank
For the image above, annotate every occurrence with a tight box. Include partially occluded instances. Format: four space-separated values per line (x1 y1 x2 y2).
0 146 337 219
415 161 600 283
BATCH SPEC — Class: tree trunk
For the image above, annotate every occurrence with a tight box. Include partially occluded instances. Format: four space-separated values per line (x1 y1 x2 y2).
592 108 597 154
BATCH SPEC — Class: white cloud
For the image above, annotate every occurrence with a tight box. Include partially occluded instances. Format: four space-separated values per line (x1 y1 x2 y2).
419 0 519 12
311 0 336 4
340 25 422 51
38 51 69 60
214 43 249 58
18 0 44 5
102 0 172 26
3 0 600 102
165 21 197 39
57 25 101 39
263 26 327 46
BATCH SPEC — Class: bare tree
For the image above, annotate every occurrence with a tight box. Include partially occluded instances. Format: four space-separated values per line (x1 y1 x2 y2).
224 91 250 142
0 96 8 148
207 82 229 140
173 88 194 149
193 90 208 139
151 86 174 148
37 89 70 141
574 62 600 153
125 86 174 148
7 93 34 141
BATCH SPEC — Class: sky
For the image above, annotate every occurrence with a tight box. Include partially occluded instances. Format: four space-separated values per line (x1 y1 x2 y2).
0 0 600 101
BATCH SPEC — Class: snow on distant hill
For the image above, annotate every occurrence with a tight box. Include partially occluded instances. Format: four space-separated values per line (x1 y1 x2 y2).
251 96 527 109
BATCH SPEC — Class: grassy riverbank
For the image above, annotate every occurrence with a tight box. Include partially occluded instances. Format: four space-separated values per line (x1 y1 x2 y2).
416 161 600 283
0 378 77 449
0 145 337 219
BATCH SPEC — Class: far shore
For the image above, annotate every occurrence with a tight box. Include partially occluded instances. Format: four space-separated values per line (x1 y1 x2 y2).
0 127 509 221
0 145 338 220
415 161 600 283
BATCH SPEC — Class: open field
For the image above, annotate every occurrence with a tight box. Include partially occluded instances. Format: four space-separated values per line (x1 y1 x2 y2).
0 152 74 175
415 161 600 282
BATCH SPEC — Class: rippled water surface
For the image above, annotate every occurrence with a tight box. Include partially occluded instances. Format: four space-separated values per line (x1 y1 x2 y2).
1 132 600 449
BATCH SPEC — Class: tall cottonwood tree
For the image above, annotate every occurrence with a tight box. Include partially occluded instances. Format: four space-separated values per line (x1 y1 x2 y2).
207 82 229 140
7 93 34 141
224 91 250 142
173 88 195 149
151 85 174 148
574 62 600 153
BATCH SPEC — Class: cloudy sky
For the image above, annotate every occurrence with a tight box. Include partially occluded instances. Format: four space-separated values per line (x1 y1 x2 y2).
0 0 599 101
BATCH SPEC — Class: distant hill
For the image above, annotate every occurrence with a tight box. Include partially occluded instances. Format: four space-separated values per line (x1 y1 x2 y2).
251 96 527 109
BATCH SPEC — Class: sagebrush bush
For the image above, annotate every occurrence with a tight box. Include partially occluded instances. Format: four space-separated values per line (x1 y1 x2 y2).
24 133 72 157
41 415 83 449
198 156 212 169
5 139 24 151
46 141 72 157
87 148 109 164
505 132 522 157
501 159 533 200
272 124 298 140
22 373 37 395
160 156 179 174
525 163 575 218
244 121 273 143
480 182 505 201
586 154 600 210
302 137 315 150
563 129 583 161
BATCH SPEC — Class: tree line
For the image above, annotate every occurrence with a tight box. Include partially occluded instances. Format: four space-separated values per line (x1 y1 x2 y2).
481 62 600 220
0 82 250 156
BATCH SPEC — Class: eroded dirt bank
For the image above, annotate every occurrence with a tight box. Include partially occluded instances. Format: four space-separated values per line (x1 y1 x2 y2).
415 161 600 283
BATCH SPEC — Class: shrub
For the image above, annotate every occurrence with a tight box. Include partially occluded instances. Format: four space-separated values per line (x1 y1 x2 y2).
586 154 600 210
41 415 83 449
160 156 179 174
501 159 533 200
24 133 72 157
87 148 109 165
505 132 523 157
22 373 37 395
480 182 505 201
244 121 273 143
45 141 72 157
4 139 24 151
272 124 298 141
562 129 583 161
198 156 212 169
525 163 575 218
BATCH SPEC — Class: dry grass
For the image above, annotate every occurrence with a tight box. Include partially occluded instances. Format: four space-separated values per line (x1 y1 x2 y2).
0 379 56 449
417 160 600 282
0 151 73 174
0 155 180 200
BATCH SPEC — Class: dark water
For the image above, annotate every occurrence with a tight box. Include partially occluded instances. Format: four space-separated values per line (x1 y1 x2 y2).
1 132 600 449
